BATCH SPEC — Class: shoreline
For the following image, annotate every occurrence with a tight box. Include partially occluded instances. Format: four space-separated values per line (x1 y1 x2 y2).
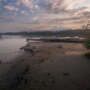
0 42 89 90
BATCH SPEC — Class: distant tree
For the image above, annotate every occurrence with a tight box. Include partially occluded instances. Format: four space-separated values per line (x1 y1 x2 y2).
85 31 90 49
84 31 90 59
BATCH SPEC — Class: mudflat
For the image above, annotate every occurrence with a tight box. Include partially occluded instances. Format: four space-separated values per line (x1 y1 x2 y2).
0 42 90 90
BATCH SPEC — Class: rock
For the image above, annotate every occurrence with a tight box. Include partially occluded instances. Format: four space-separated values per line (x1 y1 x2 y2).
22 46 35 55
63 72 70 76
58 45 63 48
48 73 51 76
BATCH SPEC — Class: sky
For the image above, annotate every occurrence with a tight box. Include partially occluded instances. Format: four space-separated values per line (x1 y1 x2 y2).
0 0 90 32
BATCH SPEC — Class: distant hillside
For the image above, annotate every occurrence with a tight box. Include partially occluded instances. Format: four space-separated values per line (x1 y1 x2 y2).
55 29 88 37
0 29 89 37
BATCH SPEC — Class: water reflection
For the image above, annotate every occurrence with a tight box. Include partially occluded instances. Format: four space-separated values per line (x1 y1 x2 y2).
0 36 26 62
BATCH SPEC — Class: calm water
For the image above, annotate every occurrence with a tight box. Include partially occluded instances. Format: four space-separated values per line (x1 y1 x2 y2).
0 36 26 62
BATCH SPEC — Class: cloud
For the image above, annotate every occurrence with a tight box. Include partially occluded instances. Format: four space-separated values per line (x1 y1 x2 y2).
16 1 21 6
0 15 14 22
20 0 35 8
21 10 29 16
33 16 39 21
4 5 18 11
0 0 90 31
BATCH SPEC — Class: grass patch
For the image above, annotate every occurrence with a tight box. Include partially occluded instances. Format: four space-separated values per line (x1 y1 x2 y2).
85 52 90 59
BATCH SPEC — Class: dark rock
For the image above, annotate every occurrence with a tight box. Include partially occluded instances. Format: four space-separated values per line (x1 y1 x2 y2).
58 45 63 48
48 73 51 76
63 72 70 76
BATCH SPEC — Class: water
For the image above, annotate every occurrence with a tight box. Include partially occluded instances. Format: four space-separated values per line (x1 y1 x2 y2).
0 36 26 62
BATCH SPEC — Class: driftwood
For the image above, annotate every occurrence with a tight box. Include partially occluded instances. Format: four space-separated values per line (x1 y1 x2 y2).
20 45 35 56
26 38 85 43
39 38 85 43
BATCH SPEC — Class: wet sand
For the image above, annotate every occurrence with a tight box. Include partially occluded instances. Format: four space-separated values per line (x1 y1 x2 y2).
0 42 90 90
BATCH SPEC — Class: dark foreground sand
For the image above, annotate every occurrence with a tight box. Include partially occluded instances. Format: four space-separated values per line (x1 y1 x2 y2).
0 42 90 90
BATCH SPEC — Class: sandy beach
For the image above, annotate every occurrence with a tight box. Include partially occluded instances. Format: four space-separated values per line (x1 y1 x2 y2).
0 42 90 90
